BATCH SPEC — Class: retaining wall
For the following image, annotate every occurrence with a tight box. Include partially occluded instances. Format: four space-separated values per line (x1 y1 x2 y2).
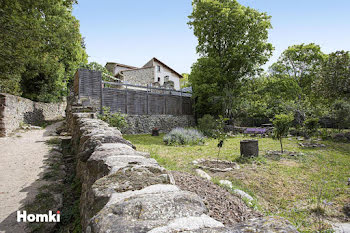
123 114 195 134
66 96 299 233
0 93 66 136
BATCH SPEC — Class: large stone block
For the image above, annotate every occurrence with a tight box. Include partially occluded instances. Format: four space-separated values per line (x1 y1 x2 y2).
87 185 209 233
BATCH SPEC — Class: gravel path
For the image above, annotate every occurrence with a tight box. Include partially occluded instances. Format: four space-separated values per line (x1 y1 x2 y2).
0 122 62 233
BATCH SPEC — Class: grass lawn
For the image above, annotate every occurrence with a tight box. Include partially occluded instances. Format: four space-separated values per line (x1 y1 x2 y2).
124 133 350 232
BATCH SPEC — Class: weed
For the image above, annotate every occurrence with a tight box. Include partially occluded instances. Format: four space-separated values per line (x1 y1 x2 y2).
46 137 61 145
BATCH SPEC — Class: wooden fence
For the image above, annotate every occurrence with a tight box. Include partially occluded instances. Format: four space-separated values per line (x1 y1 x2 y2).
75 69 193 115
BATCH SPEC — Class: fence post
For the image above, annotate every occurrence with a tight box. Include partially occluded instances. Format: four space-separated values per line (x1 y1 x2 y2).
180 89 183 115
146 84 149 115
164 89 167 115
99 72 103 114
125 85 128 114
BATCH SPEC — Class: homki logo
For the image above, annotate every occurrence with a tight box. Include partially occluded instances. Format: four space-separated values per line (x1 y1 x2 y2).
17 211 61 222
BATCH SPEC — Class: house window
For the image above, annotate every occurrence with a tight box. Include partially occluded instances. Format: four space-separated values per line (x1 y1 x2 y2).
157 65 161 72
158 77 161 82
164 76 169 82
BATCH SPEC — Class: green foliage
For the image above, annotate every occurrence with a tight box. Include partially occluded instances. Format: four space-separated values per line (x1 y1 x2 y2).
180 73 190 88
188 0 273 116
317 51 350 101
163 128 205 146
273 114 294 152
80 62 114 82
304 118 320 138
331 100 350 130
197 114 217 137
98 107 128 129
0 0 87 102
270 43 325 94
190 57 223 116
231 75 300 126
269 44 326 126
214 115 228 140
197 114 228 140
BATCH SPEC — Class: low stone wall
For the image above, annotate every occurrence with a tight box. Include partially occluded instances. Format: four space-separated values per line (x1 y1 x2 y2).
0 93 66 136
67 99 299 232
123 114 195 134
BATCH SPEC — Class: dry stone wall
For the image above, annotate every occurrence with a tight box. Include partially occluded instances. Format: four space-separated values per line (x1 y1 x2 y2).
67 97 299 233
0 93 66 136
123 114 195 134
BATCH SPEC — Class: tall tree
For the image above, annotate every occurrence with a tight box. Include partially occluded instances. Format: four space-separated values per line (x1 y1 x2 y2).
269 43 325 123
0 0 87 102
269 43 325 95
317 51 350 101
188 0 273 116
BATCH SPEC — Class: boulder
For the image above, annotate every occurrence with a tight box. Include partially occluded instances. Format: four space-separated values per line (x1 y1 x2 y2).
229 216 299 232
87 185 209 233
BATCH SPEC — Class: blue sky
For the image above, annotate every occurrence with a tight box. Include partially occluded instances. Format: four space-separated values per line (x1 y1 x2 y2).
73 0 350 74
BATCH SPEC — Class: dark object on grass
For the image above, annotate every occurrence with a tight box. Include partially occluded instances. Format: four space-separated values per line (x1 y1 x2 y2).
217 140 224 148
240 140 259 157
152 128 159 136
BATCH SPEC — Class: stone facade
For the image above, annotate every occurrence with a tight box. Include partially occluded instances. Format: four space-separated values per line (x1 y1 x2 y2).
121 67 155 88
122 115 195 134
152 59 181 90
66 97 299 233
108 58 183 91
0 93 66 136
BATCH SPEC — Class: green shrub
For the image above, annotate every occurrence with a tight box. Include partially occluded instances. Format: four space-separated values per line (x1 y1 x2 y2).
273 114 294 153
304 117 320 138
319 128 331 140
332 100 350 130
197 114 218 137
163 128 205 146
98 107 128 129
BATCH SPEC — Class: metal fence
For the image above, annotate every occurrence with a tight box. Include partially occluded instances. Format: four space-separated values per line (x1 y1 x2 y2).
75 69 193 115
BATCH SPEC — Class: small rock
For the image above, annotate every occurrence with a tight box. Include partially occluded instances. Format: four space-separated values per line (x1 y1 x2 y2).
195 169 211 181
60 132 69 136
230 216 298 232
233 163 240 170
333 223 350 233
219 180 233 189
30 125 42 130
192 160 199 165
233 189 254 202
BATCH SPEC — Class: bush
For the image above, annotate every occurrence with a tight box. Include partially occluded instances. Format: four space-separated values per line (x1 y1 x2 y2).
163 128 205 146
332 100 350 130
98 107 128 129
319 128 331 140
197 114 217 137
332 132 350 143
273 114 294 153
304 117 320 138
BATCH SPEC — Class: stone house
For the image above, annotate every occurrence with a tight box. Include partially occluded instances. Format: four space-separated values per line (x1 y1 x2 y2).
105 58 183 90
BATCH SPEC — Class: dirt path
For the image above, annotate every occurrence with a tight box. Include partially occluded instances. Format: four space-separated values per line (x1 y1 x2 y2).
0 122 62 233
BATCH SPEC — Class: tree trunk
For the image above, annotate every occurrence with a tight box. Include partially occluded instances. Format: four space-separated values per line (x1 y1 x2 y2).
280 138 283 153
